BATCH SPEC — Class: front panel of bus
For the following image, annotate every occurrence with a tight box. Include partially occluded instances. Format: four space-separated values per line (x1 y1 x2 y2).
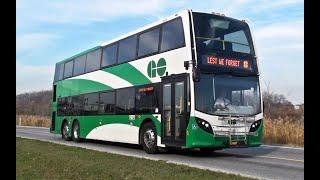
186 12 263 148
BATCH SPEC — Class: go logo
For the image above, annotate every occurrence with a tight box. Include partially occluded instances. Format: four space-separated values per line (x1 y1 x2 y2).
147 58 167 78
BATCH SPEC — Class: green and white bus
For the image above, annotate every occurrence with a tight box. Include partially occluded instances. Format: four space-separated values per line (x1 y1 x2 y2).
50 10 263 153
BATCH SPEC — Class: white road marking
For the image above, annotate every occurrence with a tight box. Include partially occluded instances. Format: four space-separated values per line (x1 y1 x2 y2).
256 155 304 163
16 125 49 129
221 152 304 163
261 144 304 150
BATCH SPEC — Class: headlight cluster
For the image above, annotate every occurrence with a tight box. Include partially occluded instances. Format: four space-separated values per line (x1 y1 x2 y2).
195 117 213 134
249 119 262 132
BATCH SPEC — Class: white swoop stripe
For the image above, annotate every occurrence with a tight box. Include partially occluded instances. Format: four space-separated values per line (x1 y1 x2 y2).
86 124 139 144
70 70 132 89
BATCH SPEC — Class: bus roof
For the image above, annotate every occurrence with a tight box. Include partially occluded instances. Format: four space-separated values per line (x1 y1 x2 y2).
55 9 241 65
56 46 101 65
55 9 189 65
100 9 190 47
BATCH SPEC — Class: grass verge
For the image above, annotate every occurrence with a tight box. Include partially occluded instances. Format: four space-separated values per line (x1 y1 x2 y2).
16 137 253 180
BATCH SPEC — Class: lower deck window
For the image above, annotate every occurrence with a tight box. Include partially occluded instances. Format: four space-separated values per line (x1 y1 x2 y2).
99 91 115 114
136 85 159 113
116 88 135 114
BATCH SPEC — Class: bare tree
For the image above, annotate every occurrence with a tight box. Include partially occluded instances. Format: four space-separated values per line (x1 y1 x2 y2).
16 90 52 116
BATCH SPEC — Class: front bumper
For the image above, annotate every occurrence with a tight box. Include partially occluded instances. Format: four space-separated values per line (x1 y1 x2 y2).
185 117 263 149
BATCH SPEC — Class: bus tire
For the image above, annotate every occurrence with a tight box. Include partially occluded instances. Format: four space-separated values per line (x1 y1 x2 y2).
62 121 71 141
72 121 81 142
141 122 159 154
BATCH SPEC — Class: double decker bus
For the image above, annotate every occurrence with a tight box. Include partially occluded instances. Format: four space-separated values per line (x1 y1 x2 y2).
50 10 263 154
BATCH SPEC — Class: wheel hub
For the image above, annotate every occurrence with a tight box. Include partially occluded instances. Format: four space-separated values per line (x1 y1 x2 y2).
63 124 69 137
144 129 155 148
73 126 78 139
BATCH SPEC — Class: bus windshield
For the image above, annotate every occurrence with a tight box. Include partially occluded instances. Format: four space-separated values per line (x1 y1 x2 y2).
195 74 261 116
193 12 255 55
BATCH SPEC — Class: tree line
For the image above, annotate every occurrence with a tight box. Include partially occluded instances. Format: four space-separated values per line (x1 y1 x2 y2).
16 90 52 117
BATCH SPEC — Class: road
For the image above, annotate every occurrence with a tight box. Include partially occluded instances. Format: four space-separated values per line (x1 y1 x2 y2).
16 126 304 180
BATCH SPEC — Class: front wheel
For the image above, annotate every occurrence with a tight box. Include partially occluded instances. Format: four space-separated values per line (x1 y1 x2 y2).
140 122 159 154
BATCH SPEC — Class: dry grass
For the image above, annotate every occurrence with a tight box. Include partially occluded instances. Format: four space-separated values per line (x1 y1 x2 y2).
263 117 304 147
16 115 50 128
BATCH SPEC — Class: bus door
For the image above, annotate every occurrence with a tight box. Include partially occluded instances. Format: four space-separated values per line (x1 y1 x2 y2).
161 74 188 147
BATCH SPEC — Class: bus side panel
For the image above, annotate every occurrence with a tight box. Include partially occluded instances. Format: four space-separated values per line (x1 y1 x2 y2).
67 114 161 145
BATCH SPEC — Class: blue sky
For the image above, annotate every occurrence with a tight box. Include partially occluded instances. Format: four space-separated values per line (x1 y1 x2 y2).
16 0 304 104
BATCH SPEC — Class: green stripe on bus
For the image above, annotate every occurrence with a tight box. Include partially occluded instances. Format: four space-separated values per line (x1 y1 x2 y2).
56 79 112 97
103 63 151 86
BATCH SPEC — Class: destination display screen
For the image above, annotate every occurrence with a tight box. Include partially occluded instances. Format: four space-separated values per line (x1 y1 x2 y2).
201 55 254 72
138 86 154 93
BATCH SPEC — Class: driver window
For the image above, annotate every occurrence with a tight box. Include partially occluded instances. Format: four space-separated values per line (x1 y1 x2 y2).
232 91 241 105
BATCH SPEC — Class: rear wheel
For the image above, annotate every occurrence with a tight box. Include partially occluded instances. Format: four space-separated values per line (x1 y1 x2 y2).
62 121 71 141
140 122 159 154
72 121 81 142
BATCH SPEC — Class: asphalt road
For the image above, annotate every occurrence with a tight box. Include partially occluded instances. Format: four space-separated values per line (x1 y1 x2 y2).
16 126 304 180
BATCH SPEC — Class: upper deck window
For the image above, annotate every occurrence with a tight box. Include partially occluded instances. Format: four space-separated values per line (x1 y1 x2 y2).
118 35 137 64
54 17 187 81
54 63 64 82
102 44 118 68
138 28 160 57
85 49 101 73
193 12 254 55
160 18 185 52
63 60 74 79
73 55 86 76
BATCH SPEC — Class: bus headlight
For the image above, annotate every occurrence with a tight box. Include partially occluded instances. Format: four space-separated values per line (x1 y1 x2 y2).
195 117 213 134
249 119 262 132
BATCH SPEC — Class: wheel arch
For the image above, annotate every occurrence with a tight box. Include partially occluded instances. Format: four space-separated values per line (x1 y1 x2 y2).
138 118 155 145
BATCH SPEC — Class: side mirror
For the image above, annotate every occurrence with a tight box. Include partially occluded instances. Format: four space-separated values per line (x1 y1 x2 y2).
184 61 189 70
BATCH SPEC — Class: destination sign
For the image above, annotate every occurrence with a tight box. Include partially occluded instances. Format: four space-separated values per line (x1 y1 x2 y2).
138 86 154 93
203 55 251 70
